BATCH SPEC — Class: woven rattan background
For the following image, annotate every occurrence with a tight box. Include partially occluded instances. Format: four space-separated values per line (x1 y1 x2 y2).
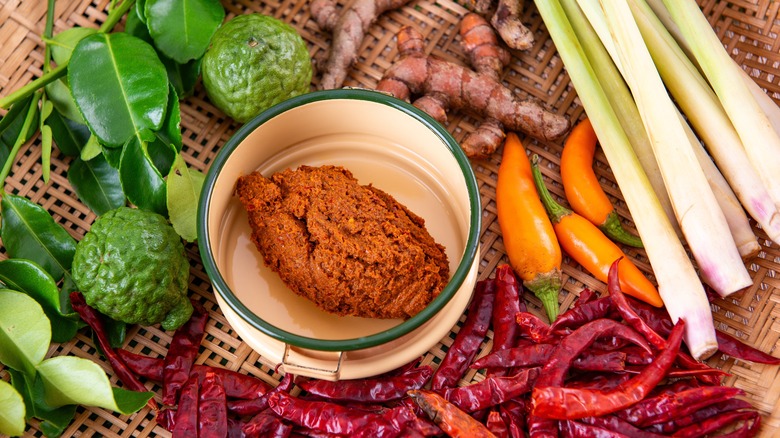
0 0 779 436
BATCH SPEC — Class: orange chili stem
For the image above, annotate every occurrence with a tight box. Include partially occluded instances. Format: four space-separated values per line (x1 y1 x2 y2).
530 155 663 307
560 118 643 248
496 132 562 322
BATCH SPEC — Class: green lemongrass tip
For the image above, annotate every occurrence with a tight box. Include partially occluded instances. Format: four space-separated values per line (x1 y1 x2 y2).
529 154 572 225
524 270 562 322
600 211 643 248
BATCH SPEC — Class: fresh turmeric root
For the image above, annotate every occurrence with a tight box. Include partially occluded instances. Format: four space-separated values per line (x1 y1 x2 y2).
376 13 569 158
473 0 535 50
312 0 412 89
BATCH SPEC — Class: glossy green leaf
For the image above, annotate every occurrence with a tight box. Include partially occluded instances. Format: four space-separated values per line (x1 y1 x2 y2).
0 194 77 283
68 32 168 147
145 0 225 63
120 135 168 215
9 367 76 437
163 55 202 98
80 135 102 161
45 109 90 157
0 379 25 437
102 144 123 169
157 85 183 153
136 0 148 24
0 95 38 166
167 154 204 242
0 260 79 343
68 154 125 216
0 291 51 377
44 78 83 123
37 356 152 414
48 27 97 65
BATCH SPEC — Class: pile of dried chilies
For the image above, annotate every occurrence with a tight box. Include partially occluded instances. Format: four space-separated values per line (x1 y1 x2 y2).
71 260 777 437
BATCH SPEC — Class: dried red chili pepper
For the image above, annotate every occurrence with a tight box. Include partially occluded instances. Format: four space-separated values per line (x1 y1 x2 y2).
297 365 432 402
493 265 525 352
440 367 540 412
498 399 526 437
615 385 744 428
472 343 625 372
242 409 292 438
580 415 663 438
193 365 272 400
531 319 685 420
527 318 651 435
408 389 497 437
268 392 418 437
163 300 209 405
643 398 754 434
198 371 228 438
115 348 273 401
549 296 615 335
172 374 199 436
673 410 760 438
566 372 631 391
69 292 157 410
606 260 722 385
573 288 597 306
227 372 293 417
116 349 164 381
515 311 554 343
431 279 496 391
558 420 626 438
486 410 509 438
715 330 780 365
156 408 176 432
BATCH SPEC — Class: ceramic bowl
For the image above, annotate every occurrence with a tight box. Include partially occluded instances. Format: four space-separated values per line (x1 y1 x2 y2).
197 89 481 380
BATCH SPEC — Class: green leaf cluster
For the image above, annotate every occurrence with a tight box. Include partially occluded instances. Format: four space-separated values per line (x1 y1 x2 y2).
0 291 152 437
0 0 222 241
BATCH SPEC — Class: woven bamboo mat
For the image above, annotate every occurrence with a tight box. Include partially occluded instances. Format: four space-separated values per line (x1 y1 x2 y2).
1 0 779 436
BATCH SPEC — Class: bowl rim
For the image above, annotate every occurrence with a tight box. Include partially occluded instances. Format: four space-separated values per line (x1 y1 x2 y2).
197 88 481 351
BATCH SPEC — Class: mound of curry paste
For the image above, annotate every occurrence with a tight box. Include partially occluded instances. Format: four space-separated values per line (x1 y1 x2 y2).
235 165 450 319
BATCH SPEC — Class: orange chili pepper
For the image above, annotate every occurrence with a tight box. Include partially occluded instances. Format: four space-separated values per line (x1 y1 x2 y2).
560 118 643 248
530 154 663 307
408 390 496 438
496 132 562 321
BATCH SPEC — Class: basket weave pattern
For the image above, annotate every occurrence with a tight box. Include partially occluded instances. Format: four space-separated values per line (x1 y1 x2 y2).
1 0 779 436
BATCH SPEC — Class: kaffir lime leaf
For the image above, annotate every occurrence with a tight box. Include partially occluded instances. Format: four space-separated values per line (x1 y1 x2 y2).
201 14 312 123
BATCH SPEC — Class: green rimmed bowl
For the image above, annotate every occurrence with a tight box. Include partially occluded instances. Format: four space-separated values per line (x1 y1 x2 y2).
197 89 481 380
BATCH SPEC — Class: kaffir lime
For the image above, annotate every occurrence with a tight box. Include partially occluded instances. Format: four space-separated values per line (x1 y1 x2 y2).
201 14 312 123
72 207 192 330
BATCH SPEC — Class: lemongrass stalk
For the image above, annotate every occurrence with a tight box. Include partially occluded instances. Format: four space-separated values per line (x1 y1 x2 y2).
741 68 780 138
626 0 780 245
683 117 760 259
561 0 679 235
662 0 780 208
534 0 717 360
596 0 752 297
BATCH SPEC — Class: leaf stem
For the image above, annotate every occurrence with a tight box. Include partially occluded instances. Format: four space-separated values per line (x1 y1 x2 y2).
0 91 43 193
0 0 136 109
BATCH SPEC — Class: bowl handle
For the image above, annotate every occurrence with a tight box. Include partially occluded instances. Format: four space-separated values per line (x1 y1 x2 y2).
280 343 343 381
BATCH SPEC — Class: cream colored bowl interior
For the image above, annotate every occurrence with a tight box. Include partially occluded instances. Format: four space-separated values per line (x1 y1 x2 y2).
202 93 478 377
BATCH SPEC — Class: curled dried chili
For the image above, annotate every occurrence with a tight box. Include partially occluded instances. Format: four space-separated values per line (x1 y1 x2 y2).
408 389 497 437
163 300 209 405
531 319 685 420
440 367 540 413
69 292 156 410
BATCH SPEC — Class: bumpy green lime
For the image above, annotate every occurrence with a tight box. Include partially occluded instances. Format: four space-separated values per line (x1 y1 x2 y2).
72 207 192 330
201 14 312 123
